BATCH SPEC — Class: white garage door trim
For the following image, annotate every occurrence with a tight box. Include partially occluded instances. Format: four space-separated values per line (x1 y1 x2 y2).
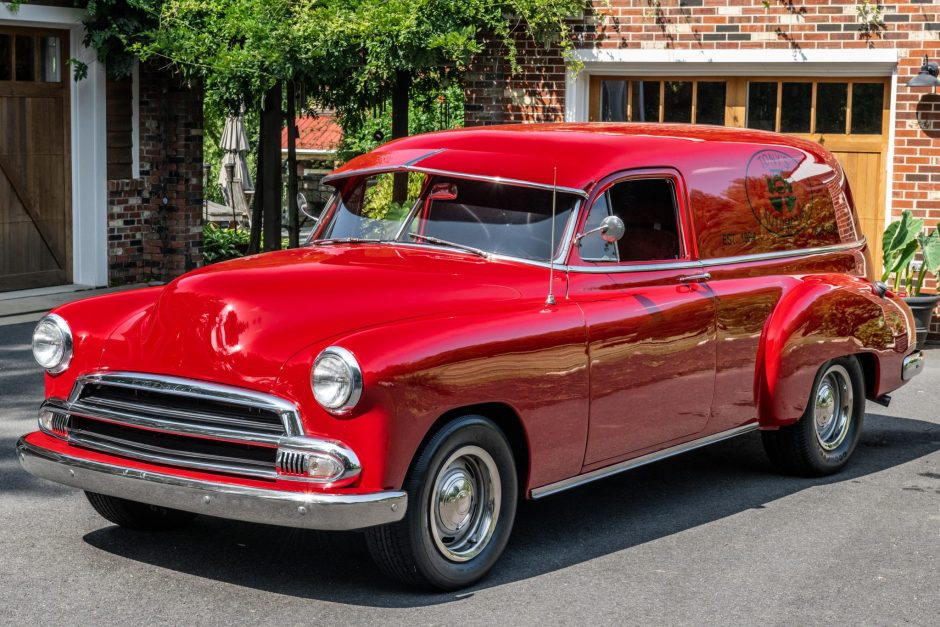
1 3 109 288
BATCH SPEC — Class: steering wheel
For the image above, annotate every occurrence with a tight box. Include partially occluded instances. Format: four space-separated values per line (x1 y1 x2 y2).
435 203 491 241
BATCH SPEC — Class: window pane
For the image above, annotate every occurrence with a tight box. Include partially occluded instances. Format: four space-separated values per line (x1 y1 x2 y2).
851 83 884 134
0 35 11 81
663 81 692 123
40 36 61 83
631 81 660 123
780 83 812 133
815 83 848 134
15 35 35 81
600 80 627 122
747 82 777 131
696 81 726 125
609 178 680 262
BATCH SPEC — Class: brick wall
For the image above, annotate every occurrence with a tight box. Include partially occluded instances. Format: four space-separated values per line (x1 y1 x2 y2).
465 1 939 342
107 62 203 286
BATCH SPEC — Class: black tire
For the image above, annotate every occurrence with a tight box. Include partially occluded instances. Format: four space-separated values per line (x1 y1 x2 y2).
365 415 518 591
762 356 865 477
85 491 198 531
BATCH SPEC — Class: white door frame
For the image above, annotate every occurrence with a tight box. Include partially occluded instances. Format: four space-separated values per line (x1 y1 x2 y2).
565 48 900 229
1 4 109 287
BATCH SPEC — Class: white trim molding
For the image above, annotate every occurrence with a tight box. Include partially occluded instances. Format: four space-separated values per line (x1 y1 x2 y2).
1 3 109 288
565 48 900 121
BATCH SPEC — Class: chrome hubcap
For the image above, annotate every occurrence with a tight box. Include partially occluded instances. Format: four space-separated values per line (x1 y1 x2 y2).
813 364 854 451
430 445 501 562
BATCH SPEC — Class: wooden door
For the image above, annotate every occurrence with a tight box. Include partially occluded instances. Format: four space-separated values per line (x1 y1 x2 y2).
0 27 71 291
589 76 890 271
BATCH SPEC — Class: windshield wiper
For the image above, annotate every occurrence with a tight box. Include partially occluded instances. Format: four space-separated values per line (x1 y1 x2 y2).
311 237 385 246
408 233 488 258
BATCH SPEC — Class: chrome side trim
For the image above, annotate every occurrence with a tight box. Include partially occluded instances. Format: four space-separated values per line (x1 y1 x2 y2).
563 260 702 274
530 423 760 499
902 350 924 381
322 163 589 198
698 238 867 268
556 238 866 275
73 372 304 437
17 437 406 531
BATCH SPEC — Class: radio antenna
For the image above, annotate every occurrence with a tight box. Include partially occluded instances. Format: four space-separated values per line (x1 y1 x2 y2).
546 166 558 307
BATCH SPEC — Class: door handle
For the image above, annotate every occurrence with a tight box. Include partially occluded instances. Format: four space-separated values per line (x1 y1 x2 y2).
678 272 711 282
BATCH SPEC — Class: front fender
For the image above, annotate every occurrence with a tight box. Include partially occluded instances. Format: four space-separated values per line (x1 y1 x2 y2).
42 287 164 399
275 299 589 494
756 275 911 428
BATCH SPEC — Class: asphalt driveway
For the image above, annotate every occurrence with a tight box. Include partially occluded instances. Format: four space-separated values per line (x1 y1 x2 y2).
1 319 938 626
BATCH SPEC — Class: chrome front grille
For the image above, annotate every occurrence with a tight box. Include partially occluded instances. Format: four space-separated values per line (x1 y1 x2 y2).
49 372 303 480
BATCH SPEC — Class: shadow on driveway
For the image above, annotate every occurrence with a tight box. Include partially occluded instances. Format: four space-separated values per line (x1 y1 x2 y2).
67 412 940 607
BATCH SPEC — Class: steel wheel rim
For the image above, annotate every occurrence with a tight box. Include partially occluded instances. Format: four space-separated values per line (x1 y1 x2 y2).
429 445 501 563
813 364 854 451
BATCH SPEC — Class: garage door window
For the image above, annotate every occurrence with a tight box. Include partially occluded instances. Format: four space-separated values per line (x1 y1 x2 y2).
0 33 61 84
599 79 727 125
746 80 884 135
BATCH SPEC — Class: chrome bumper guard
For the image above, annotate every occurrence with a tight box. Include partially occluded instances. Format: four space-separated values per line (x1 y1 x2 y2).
17 437 407 531
902 350 925 381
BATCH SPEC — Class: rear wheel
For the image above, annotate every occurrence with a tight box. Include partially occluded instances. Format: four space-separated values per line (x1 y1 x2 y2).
85 491 198 531
366 415 518 590
762 356 865 476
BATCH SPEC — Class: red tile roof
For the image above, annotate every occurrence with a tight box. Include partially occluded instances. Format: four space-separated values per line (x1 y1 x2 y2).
282 113 342 155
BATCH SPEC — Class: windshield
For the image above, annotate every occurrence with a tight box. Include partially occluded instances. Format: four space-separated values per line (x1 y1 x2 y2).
317 171 580 261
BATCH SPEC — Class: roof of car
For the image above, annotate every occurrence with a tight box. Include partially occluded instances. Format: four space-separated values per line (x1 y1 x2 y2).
325 123 833 194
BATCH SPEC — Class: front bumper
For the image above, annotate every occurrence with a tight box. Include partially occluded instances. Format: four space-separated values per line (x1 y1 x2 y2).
17 436 407 531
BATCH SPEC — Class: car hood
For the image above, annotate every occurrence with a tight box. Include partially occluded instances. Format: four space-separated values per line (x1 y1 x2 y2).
101 244 530 388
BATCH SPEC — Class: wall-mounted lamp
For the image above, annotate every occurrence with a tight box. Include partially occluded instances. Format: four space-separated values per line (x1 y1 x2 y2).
907 55 940 88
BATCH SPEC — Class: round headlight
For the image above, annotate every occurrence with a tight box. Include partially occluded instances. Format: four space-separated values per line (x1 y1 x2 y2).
311 346 362 413
32 314 73 374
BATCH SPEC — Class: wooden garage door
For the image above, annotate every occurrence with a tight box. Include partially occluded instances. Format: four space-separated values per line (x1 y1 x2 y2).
0 27 71 292
589 76 890 271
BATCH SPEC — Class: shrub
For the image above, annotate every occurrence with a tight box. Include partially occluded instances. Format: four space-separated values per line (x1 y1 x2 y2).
203 223 250 264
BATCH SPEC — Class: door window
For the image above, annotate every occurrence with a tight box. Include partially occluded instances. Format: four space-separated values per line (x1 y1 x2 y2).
579 178 681 263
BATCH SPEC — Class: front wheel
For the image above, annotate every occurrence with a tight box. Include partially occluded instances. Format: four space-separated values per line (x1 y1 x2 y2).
762 356 865 476
366 416 518 590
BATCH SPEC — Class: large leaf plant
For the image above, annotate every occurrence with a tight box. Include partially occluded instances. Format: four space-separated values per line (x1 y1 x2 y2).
882 210 940 296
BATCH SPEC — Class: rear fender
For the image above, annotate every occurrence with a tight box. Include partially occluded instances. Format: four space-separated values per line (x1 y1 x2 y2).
756 275 908 428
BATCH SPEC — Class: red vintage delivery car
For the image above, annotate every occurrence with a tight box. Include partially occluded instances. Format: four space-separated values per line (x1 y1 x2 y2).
19 124 924 590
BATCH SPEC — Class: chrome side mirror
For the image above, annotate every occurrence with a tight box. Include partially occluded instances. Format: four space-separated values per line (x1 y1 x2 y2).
576 215 625 244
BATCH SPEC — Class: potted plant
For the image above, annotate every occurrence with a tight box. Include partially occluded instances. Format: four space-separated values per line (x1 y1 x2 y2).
882 211 940 349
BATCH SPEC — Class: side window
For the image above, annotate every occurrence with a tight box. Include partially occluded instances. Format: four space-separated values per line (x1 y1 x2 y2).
579 178 681 263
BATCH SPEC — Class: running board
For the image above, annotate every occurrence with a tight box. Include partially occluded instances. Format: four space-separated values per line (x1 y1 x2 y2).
530 423 760 499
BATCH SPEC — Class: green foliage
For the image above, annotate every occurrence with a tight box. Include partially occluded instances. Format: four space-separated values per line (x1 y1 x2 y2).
856 1 886 36
81 0 163 78
362 172 426 220
338 83 464 162
122 0 582 115
882 211 940 296
202 223 250 264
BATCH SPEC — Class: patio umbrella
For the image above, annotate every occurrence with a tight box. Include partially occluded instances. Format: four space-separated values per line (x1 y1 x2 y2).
217 113 254 225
